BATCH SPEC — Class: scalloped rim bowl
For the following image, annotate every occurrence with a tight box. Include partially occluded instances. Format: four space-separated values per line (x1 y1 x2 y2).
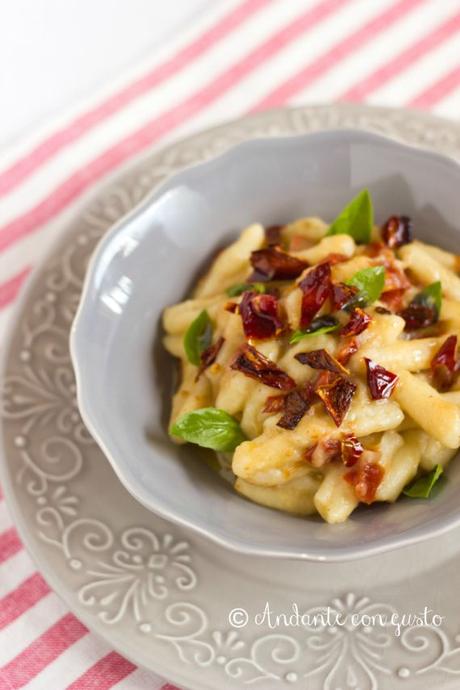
71 128 460 561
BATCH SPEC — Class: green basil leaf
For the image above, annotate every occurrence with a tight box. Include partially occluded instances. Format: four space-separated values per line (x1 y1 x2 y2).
183 310 213 366
171 407 246 452
415 281 442 315
403 464 444 499
347 266 385 305
326 189 373 243
289 315 339 344
226 282 266 297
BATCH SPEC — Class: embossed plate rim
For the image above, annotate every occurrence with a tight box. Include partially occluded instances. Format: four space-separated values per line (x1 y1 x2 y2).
2 104 460 690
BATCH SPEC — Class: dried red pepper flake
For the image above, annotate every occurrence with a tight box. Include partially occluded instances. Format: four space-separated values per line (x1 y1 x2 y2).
195 337 225 380
230 344 296 390
344 459 384 503
263 393 287 414
306 438 341 467
239 291 283 340
341 434 364 467
304 444 317 463
365 241 386 258
289 234 312 252
323 253 349 266
399 301 438 331
380 288 406 312
316 374 357 427
364 358 399 400
337 338 359 365
381 215 413 249
225 302 238 313
277 384 315 430
265 225 283 246
299 262 332 327
249 247 309 282
431 335 458 391
340 307 371 337
330 282 359 311
295 348 348 376
383 265 411 293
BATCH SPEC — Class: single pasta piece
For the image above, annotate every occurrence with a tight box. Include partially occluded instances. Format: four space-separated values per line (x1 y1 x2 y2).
374 431 419 501
283 288 303 331
170 362 213 432
331 256 373 283
440 299 460 334
282 217 328 243
163 334 184 359
394 370 460 448
235 473 321 515
416 240 460 272
314 464 359 524
410 430 457 471
356 337 446 373
399 243 460 300
442 390 460 405
163 296 224 335
291 234 355 263
195 223 265 297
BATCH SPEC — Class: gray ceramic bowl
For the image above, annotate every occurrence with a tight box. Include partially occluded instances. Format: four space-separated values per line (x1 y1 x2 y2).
71 129 460 561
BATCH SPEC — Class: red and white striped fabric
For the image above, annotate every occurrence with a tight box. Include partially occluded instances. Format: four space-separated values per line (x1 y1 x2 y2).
1 0 460 687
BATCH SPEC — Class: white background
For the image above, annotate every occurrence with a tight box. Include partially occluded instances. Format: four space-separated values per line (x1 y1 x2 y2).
0 0 217 150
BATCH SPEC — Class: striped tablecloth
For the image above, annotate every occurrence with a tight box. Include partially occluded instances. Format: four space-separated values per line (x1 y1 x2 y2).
1 0 460 687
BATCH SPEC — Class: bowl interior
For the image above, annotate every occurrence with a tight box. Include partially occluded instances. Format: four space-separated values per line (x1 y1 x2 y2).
72 129 460 560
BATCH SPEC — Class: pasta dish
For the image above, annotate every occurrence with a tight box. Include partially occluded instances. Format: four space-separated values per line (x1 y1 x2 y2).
162 190 460 523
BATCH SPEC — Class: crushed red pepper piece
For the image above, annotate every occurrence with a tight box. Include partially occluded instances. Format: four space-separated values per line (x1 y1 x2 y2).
306 438 341 467
239 291 283 340
323 253 349 266
289 234 313 252
230 344 295 390
380 289 407 312
249 247 309 282
383 265 411 293
381 215 413 249
340 307 371 337
196 337 225 381
263 393 287 414
337 338 359 365
344 460 384 503
316 373 357 427
364 358 399 399
365 242 384 257
341 434 364 467
400 302 438 330
431 335 458 391
277 384 315 430
299 262 332 327
399 291 439 330
295 348 348 376
330 282 359 311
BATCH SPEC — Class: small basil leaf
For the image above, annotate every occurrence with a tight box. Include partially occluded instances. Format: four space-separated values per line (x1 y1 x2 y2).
171 407 246 452
415 281 442 315
226 282 266 297
290 315 339 344
183 310 213 366
326 189 373 243
347 266 385 305
403 464 443 499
